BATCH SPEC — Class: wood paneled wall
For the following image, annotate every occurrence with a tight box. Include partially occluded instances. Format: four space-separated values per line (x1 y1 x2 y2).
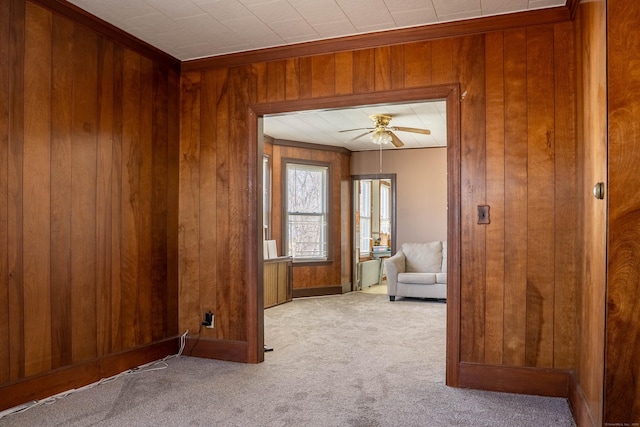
266 141 351 293
606 0 640 424
179 21 578 372
0 0 179 400
572 1 607 426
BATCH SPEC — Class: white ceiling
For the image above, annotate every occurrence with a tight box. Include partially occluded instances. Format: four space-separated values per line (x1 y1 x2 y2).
65 0 566 151
67 0 566 61
264 100 447 151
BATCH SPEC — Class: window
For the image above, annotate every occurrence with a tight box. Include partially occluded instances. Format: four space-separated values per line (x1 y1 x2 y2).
359 180 372 256
380 182 391 235
285 161 329 261
263 155 271 239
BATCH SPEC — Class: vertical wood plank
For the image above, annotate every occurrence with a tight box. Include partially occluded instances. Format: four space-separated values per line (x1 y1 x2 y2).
71 24 98 362
405 41 432 87
23 2 52 376
50 14 74 368
166 67 180 336
0 0 11 382
606 0 640 422
553 21 577 369
178 72 201 334
374 46 391 91
299 56 312 99
253 62 267 104
389 45 405 90
137 56 154 345
431 38 453 85
120 48 141 350
199 70 218 337
484 31 505 365
525 25 556 368
266 60 286 102
215 69 230 338
95 38 114 356
352 49 374 94
285 58 299 100
7 0 25 382
503 28 528 366
110 45 124 352
335 51 353 95
311 54 335 98
455 34 486 363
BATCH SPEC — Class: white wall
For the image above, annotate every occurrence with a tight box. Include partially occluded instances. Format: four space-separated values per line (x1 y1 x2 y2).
350 147 447 248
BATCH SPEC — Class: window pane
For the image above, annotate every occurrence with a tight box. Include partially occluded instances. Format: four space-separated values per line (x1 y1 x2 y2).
285 163 329 261
359 181 371 255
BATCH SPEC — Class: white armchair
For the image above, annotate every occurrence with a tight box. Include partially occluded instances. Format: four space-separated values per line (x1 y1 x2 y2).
384 241 447 301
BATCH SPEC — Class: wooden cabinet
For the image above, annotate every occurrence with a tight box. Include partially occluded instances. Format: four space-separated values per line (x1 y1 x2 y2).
264 256 292 308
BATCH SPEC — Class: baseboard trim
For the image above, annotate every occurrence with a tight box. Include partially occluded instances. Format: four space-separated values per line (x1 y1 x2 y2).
293 285 342 298
568 371 598 427
0 337 179 412
185 337 249 363
457 362 571 397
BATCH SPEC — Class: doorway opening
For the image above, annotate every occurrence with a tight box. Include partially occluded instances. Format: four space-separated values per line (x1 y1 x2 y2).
248 85 461 385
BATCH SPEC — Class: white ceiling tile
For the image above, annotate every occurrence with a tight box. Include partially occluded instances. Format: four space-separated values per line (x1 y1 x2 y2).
247 0 302 24
480 0 528 15
273 19 317 39
145 0 205 19
384 0 434 13
432 0 481 17
105 1 158 18
391 8 438 27
312 20 358 38
196 0 254 20
529 0 566 9
288 0 349 25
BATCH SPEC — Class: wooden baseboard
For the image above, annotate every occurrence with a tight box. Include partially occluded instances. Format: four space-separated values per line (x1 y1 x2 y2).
457 362 571 397
293 285 342 298
185 337 249 363
0 337 179 412
568 371 598 427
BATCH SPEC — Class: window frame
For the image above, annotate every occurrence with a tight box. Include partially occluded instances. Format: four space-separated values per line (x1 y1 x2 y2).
281 158 332 264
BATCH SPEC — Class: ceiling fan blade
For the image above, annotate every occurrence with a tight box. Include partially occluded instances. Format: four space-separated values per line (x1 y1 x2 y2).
389 131 404 148
390 126 431 135
347 130 373 142
339 127 373 133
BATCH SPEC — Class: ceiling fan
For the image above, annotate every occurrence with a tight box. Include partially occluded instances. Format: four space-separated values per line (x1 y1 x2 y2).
339 114 431 148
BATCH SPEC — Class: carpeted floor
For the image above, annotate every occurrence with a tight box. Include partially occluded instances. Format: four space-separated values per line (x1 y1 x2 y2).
1 292 576 426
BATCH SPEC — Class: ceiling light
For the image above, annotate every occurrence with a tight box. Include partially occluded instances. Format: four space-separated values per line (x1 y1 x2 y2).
370 129 392 145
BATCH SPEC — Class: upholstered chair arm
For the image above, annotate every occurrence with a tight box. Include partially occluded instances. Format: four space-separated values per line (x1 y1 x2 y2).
384 251 406 298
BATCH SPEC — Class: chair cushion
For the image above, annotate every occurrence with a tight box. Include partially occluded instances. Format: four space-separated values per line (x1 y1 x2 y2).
398 272 437 285
436 272 447 284
441 241 447 272
402 242 442 273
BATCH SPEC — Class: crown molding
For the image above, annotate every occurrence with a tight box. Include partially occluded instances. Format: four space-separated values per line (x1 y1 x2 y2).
29 0 181 71
182 6 571 72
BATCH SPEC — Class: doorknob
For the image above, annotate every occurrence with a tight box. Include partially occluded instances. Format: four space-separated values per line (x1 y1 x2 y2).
593 182 605 200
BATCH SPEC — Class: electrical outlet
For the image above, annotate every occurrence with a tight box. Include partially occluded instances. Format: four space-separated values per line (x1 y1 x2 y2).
203 311 214 329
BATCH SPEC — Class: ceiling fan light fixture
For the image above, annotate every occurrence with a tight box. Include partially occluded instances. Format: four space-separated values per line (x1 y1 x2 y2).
370 129 392 145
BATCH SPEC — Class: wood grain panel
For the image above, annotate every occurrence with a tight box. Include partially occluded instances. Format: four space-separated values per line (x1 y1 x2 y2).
95 38 114 356
23 2 52 376
502 28 528 366
299 56 312 99
285 58 299 100
178 72 202 334
484 31 505 365
431 38 453 85
0 0 11 383
405 41 431 87
389 45 405 90
334 52 353 95
374 46 391 91
199 69 218 340
455 34 486 363
311 54 334 98
215 68 231 339
120 48 141 350
7 0 26 382
137 56 154 345
552 21 577 370
110 45 124 352
70 23 98 362
525 26 556 368
266 60 286 102
352 49 374 94
253 62 267 104
606 0 640 422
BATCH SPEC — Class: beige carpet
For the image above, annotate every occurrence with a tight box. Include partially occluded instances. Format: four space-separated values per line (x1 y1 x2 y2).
359 283 388 294
1 292 576 426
